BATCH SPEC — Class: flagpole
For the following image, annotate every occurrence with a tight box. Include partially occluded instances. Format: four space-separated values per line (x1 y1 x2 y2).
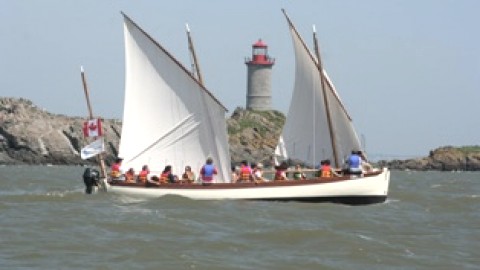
186 23 204 85
80 66 108 184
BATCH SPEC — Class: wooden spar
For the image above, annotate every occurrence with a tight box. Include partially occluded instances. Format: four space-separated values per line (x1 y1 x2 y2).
311 25 340 167
81 66 94 119
185 23 204 85
80 66 108 181
122 13 227 111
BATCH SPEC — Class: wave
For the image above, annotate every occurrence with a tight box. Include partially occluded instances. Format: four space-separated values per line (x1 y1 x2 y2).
0 187 85 203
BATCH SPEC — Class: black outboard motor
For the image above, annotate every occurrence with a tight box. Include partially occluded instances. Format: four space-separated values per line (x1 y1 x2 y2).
83 167 100 194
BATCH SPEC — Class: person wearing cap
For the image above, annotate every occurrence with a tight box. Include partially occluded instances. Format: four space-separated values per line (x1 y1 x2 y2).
253 163 267 183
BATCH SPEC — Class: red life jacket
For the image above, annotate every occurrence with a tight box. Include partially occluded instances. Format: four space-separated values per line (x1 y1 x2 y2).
110 163 121 177
138 170 149 182
274 170 285 180
240 166 251 181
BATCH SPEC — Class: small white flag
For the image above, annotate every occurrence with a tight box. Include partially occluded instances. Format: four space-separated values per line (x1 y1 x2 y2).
80 138 105 160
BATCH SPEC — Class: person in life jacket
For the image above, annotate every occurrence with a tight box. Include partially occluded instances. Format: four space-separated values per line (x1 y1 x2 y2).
274 162 289 181
125 168 136 183
238 160 253 182
110 158 124 180
319 159 340 178
346 150 363 175
137 165 150 184
200 157 218 185
292 164 306 180
160 165 177 184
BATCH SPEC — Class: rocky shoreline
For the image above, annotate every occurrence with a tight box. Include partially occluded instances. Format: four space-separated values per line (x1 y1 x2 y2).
1 97 479 171
376 146 480 171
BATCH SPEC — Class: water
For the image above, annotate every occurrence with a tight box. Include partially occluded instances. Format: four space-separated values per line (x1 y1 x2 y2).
0 166 478 269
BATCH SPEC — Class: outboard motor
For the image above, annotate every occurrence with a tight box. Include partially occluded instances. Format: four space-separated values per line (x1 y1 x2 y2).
83 167 100 194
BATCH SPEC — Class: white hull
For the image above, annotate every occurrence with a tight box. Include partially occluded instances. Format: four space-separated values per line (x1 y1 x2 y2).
104 168 390 205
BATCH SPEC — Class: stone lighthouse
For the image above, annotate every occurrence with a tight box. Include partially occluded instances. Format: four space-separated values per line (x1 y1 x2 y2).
245 39 275 110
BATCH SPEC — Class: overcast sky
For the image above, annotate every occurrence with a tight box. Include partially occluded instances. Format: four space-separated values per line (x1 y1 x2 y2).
2 0 479 159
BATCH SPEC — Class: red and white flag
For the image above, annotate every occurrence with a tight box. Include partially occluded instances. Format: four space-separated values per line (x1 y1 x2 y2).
83 118 103 137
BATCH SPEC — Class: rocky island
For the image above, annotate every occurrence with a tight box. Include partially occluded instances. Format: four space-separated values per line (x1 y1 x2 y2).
1 97 479 171
0 97 282 166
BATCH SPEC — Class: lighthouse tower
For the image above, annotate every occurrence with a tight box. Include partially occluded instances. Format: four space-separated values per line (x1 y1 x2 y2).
245 39 275 110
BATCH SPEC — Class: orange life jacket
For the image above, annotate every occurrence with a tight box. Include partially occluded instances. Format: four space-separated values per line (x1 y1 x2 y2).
125 172 135 182
321 165 332 177
160 172 169 184
110 171 121 178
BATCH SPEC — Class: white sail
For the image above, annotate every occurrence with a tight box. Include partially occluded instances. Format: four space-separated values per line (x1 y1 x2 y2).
118 14 232 182
278 19 361 168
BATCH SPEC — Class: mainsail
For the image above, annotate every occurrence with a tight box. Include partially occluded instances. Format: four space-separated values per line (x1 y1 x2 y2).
118 14 232 182
277 11 361 168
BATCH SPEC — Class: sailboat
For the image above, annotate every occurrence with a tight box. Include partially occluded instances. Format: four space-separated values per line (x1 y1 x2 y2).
101 12 390 204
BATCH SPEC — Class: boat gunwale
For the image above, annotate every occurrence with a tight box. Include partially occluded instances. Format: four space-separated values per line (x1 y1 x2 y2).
109 169 385 190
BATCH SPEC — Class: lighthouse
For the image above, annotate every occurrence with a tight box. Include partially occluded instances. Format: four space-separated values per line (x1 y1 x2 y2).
245 39 275 110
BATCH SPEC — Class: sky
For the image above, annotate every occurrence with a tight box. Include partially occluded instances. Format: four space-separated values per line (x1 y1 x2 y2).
1 0 479 159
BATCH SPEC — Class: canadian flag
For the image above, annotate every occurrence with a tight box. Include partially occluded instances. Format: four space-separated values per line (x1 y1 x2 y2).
83 118 103 137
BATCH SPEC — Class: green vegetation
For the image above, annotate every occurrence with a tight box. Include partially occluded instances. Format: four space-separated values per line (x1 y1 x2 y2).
254 110 285 126
227 109 285 136
434 145 480 156
456 145 480 154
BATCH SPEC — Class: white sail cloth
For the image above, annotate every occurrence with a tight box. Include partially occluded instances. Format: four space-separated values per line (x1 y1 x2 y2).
277 23 361 168
118 15 231 182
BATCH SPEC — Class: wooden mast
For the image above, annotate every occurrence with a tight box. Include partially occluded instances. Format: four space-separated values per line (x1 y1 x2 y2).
80 66 108 184
185 23 204 85
312 24 340 167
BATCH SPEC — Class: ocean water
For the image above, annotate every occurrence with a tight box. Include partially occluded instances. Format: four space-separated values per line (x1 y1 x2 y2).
0 166 478 270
